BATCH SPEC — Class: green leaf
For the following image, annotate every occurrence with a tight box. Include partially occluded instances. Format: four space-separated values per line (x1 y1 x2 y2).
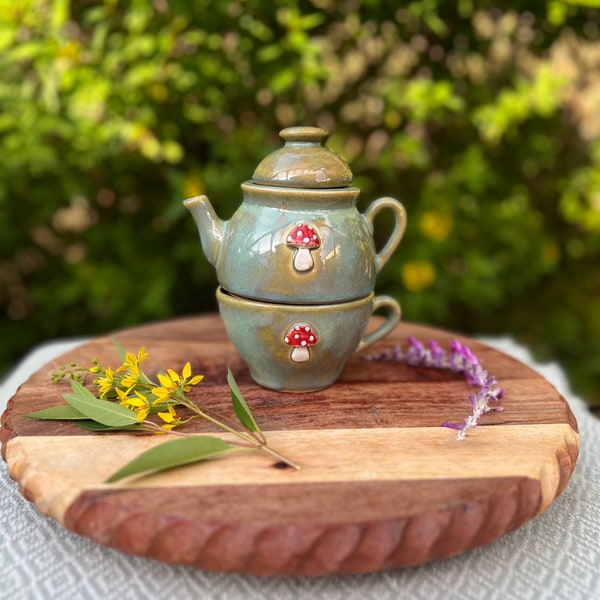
112 338 127 362
74 421 143 432
227 368 260 433
25 405 89 420
269 69 296 94
105 435 240 483
298 12 326 31
64 380 140 427
51 0 70 32
257 44 283 63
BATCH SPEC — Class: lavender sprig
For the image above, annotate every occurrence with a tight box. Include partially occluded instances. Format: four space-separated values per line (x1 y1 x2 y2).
364 337 504 440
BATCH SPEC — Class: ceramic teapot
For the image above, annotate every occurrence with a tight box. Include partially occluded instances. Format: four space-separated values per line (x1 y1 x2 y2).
184 126 407 304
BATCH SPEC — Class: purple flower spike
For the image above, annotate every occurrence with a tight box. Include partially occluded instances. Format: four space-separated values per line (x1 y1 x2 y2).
450 339 462 352
428 339 442 354
406 337 427 366
362 336 504 440
407 336 422 348
428 340 447 368
458 344 478 365
442 421 464 431
407 338 425 357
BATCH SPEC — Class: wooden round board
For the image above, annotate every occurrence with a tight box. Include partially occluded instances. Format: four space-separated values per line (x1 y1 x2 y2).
0 315 579 576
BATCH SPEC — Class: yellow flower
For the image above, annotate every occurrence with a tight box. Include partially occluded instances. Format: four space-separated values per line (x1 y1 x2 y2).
167 368 181 383
157 363 204 394
115 387 130 406
181 362 204 392
152 385 174 403
118 357 143 391
120 371 139 391
157 372 178 389
94 367 115 398
158 404 182 431
136 347 149 363
57 40 80 62
155 373 178 402
401 260 436 292
419 210 453 243
182 362 192 380
116 390 150 421
116 362 129 374
116 347 148 374
126 391 148 408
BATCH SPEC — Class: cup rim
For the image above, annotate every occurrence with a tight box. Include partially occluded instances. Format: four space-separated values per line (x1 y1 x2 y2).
216 287 375 310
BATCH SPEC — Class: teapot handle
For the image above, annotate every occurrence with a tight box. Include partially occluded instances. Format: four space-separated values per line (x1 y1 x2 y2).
364 197 407 273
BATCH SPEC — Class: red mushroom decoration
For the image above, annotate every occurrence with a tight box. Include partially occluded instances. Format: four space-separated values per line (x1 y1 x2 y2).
284 323 318 362
286 223 321 272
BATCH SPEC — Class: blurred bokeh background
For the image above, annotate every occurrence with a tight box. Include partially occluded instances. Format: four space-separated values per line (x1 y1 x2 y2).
1 0 599 408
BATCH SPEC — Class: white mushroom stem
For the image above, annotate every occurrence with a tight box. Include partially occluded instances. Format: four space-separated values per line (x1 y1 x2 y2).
293 247 314 272
290 346 310 362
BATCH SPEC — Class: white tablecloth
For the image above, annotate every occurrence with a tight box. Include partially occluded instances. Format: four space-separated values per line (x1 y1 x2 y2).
1 336 599 600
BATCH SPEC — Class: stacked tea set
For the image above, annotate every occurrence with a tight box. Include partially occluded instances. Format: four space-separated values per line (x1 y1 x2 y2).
184 126 407 391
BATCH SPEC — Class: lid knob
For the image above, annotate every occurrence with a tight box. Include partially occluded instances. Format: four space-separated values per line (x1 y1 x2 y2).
279 126 328 145
252 126 353 189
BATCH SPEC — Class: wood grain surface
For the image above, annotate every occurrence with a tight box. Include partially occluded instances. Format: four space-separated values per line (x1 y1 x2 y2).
0 315 580 576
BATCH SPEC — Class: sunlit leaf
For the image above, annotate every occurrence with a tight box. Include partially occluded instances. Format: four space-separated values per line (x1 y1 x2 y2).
64 380 139 427
75 421 143 432
105 435 240 482
26 405 88 420
227 369 260 433
270 68 296 94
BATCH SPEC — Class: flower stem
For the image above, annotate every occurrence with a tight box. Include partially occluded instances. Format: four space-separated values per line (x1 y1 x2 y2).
143 419 300 469
259 444 302 470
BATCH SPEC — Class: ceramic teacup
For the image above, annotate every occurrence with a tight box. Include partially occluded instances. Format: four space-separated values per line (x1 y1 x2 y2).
216 287 401 392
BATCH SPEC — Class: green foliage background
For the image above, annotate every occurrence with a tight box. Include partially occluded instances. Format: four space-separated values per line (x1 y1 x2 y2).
1 0 599 406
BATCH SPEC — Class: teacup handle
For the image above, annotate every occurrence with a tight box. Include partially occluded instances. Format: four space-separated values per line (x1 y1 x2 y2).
364 197 407 273
356 295 401 353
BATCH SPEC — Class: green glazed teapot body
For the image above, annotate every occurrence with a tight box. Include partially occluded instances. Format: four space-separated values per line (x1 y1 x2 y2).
184 126 407 304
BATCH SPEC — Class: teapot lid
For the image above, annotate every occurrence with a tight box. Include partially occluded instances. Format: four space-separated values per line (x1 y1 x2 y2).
252 126 353 189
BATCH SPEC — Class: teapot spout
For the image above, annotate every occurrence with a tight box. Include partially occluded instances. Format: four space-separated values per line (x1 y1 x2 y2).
183 195 225 267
